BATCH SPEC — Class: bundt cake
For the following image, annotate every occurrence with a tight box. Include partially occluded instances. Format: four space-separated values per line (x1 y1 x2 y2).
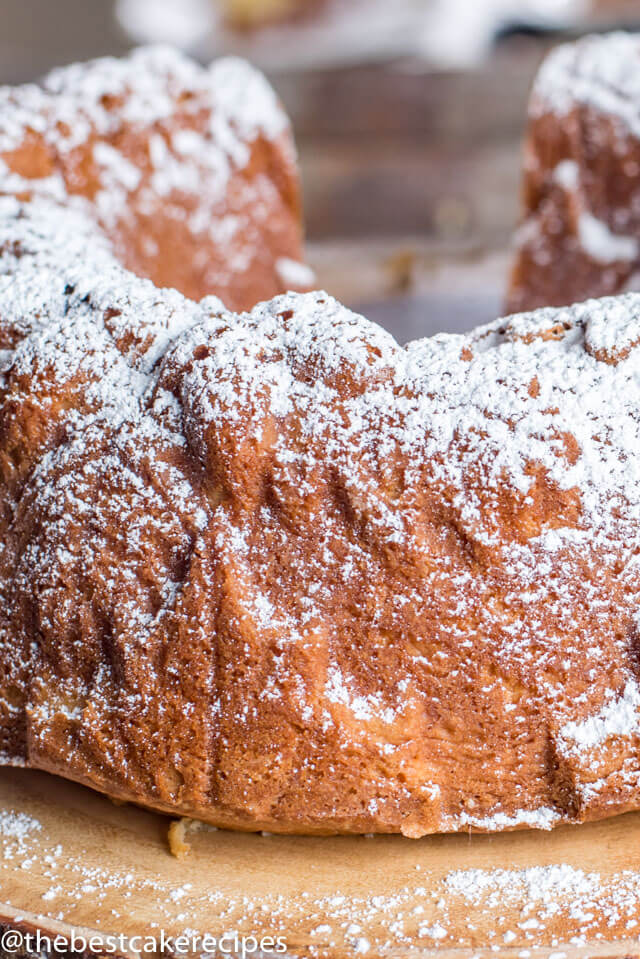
5 128 640 833
0 46 308 314
508 32 640 314
4 45 640 840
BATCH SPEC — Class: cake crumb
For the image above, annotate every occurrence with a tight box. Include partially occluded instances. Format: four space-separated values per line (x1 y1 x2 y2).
168 817 201 859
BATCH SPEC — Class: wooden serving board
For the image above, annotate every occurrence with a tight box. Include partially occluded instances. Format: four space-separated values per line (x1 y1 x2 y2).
1 768 640 958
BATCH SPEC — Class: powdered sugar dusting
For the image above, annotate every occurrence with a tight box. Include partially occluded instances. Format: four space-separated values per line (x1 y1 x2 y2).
509 32 640 315
39 46 287 151
0 45 300 310
451 806 560 832
533 31 640 137
578 212 639 265
0 45 288 199
276 256 316 290
559 680 640 755
7 182 640 830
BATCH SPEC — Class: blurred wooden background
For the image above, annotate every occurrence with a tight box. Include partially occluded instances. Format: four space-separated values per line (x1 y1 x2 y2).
3 0 640 338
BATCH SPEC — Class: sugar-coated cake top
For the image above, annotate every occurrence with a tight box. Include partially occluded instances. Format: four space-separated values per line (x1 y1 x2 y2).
0 45 292 251
0 43 306 314
4 183 640 632
0 44 288 162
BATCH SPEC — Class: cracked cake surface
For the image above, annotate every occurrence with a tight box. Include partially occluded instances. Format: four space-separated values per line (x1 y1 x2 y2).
3 46 640 837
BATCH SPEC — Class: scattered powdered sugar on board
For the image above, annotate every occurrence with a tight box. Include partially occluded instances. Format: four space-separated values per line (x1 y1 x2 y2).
443 863 640 946
2 795 640 954
0 810 41 859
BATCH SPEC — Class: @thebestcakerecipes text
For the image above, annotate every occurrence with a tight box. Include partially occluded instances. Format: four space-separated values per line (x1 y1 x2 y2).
0 928 288 957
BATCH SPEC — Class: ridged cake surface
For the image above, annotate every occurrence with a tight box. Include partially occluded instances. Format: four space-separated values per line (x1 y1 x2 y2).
4 173 640 832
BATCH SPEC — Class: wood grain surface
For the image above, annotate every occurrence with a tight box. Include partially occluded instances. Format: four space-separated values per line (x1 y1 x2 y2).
1 767 640 958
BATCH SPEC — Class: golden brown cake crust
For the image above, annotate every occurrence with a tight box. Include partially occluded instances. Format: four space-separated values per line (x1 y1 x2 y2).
508 33 640 314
